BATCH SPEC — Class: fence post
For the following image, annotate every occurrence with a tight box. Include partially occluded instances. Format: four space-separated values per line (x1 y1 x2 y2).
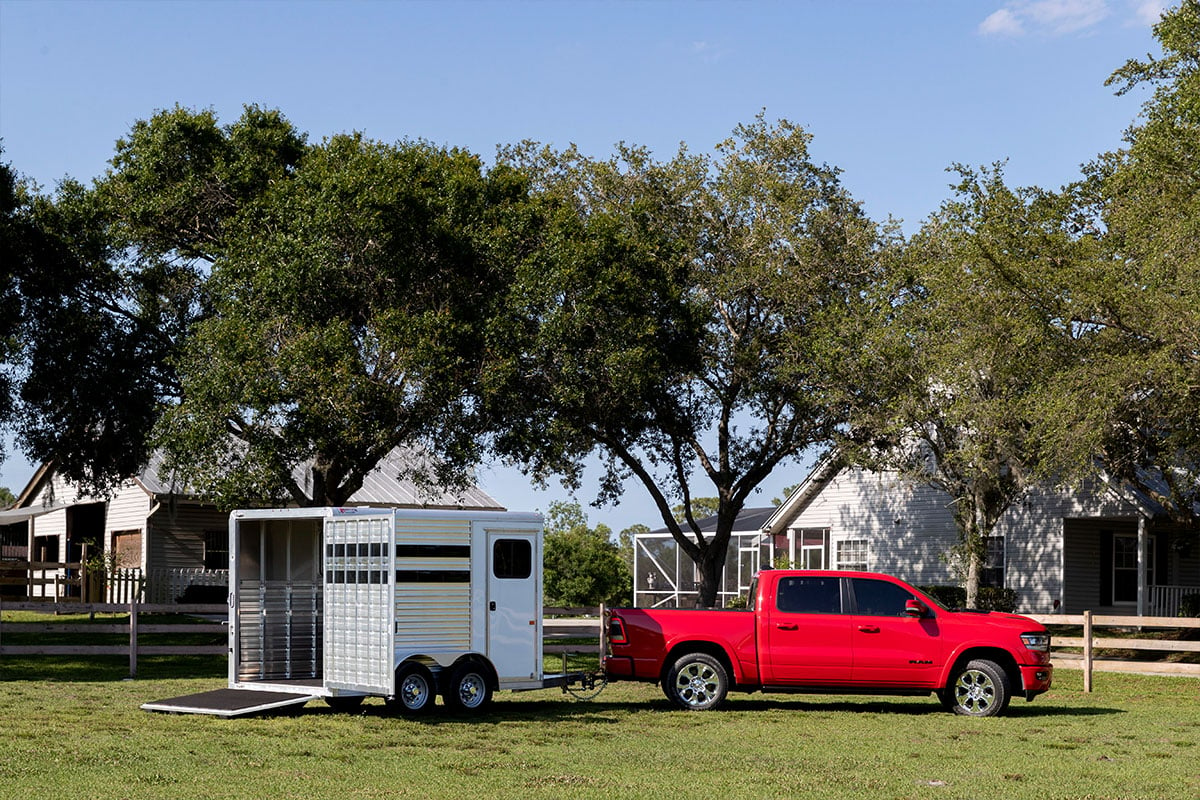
1082 610 1093 693
129 601 138 678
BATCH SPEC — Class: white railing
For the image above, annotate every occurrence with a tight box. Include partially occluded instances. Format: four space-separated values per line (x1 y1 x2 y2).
147 568 229 604
1149 584 1199 617
105 567 145 603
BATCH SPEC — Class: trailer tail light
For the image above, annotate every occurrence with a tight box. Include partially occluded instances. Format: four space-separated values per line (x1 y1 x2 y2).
608 616 628 646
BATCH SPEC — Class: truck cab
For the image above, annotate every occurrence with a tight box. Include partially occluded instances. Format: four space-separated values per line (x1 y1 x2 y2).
605 570 1053 717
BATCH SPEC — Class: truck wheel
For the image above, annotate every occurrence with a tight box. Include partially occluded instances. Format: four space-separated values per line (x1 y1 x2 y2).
387 662 436 715
665 653 728 711
946 658 1010 717
442 662 493 714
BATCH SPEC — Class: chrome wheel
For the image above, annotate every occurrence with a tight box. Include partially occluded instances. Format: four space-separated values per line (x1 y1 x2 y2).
954 669 997 714
667 653 728 711
443 662 493 713
455 671 487 709
949 659 1010 717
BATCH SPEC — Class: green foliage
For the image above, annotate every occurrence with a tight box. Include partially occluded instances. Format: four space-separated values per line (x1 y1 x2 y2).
1033 1 1200 531
0 485 14 508
918 585 1018 613
671 497 719 523
155 125 521 506
542 500 631 607
489 115 883 606
1181 593 1200 617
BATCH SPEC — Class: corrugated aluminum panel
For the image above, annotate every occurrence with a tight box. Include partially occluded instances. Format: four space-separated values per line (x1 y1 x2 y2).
394 518 472 652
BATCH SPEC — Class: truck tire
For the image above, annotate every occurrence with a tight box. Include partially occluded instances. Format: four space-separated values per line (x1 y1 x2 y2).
664 652 729 711
946 658 1010 717
442 662 493 714
387 662 436 715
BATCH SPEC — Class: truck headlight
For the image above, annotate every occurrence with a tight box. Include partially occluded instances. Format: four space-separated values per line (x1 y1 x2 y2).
1020 632 1050 652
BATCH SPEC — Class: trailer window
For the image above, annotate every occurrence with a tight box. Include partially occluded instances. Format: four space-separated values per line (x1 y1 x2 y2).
493 539 532 580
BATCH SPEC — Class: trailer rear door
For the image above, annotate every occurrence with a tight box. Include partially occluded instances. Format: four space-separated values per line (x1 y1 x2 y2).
324 512 396 695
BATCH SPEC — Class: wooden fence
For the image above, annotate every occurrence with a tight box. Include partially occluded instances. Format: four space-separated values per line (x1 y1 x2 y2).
0 602 605 679
1026 613 1200 690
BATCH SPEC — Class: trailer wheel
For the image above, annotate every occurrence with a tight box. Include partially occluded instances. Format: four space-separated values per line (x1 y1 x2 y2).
443 662 493 714
323 695 365 713
387 662 436 715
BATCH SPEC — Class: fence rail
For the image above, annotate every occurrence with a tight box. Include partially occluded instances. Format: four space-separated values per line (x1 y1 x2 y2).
1026 612 1200 689
0 602 605 678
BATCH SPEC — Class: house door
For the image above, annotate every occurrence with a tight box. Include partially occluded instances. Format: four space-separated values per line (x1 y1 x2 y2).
1112 534 1154 605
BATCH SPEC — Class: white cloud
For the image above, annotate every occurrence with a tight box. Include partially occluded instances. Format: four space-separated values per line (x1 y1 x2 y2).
1130 0 1167 27
979 0 1110 37
979 8 1025 36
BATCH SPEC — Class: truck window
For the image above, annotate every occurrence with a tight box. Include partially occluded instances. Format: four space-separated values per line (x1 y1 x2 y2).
493 539 532 579
850 578 915 616
775 576 842 614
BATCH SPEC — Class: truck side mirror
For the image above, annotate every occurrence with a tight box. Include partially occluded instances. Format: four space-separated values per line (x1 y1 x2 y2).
905 599 927 618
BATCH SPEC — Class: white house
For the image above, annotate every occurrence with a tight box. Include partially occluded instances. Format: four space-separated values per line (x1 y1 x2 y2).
761 458 1200 616
0 447 503 603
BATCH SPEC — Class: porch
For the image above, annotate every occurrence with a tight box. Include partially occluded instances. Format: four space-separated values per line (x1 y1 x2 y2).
1063 518 1199 617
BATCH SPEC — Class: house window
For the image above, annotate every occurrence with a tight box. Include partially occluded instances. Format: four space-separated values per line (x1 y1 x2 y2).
982 535 1005 588
798 528 830 570
112 530 142 569
836 539 868 571
204 529 228 570
1112 534 1154 605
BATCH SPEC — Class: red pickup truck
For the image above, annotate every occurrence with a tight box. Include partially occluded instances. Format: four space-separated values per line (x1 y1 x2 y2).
603 570 1053 716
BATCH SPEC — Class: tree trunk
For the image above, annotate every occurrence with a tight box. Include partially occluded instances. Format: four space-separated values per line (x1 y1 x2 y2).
696 551 722 608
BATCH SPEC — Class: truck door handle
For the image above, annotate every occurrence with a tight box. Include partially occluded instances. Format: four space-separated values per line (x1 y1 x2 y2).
776 623 798 631
858 625 880 633
489 601 496 611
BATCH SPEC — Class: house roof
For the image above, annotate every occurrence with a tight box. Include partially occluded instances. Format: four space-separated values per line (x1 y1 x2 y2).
761 454 843 533
18 446 503 512
649 506 778 536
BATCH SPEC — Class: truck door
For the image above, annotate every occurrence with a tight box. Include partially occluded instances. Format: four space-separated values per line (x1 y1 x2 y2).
485 529 541 682
762 574 853 685
323 513 396 695
847 577 942 687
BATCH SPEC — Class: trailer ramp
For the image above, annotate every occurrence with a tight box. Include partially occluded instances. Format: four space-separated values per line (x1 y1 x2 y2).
141 688 317 718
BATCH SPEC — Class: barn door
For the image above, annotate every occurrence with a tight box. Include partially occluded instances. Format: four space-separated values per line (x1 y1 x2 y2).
323 513 396 695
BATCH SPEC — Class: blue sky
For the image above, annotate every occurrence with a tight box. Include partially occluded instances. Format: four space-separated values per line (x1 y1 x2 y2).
0 0 1169 530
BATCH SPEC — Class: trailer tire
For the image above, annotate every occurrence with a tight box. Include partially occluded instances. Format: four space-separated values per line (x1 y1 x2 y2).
664 652 728 711
387 662 437 715
442 662 493 714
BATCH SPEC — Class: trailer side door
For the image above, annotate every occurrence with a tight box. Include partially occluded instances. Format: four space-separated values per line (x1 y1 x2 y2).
324 513 396 695
484 527 542 682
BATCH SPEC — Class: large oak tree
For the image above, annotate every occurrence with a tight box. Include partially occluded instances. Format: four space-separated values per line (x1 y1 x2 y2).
488 117 883 606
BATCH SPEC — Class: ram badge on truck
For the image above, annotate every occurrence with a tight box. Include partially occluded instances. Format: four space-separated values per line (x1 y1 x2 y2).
603 570 1053 716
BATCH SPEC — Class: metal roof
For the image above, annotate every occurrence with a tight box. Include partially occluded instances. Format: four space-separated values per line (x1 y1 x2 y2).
649 506 778 536
135 446 503 510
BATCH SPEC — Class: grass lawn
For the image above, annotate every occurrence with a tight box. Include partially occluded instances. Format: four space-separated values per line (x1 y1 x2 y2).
0 653 1196 800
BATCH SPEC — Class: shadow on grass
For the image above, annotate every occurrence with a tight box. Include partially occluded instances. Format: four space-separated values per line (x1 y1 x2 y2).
294 693 1125 725
0 655 227 683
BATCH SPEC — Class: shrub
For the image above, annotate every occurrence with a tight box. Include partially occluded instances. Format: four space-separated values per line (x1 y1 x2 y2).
916 585 1017 613
1180 593 1200 617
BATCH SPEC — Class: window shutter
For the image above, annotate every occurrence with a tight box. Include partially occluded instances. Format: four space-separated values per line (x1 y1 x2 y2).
1099 529 1113 607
